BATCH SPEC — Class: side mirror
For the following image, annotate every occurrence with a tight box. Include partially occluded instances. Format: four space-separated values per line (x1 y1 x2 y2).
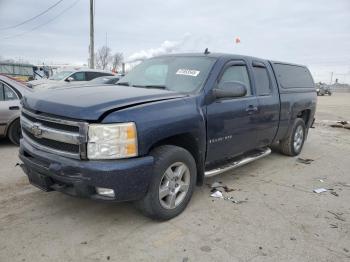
213 81 247 99
66 77 75 82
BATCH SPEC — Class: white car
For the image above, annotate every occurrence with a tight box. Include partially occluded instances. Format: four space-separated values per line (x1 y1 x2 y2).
28 69 114 89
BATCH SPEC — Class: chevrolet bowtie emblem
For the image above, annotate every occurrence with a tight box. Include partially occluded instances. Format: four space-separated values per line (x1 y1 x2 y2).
31 124 43 138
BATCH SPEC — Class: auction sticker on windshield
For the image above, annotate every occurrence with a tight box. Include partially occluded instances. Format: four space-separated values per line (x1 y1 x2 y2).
176 69 200 77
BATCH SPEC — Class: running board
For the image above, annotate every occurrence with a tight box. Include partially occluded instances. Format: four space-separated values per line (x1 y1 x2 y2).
204 147 271 177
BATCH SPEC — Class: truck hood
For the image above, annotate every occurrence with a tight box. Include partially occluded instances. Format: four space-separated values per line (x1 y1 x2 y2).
22 84 186 121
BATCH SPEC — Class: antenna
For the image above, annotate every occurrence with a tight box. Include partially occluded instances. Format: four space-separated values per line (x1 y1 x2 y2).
204 48 210 55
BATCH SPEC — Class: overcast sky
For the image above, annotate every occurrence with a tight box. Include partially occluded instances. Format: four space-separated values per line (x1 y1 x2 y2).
0 0 349 83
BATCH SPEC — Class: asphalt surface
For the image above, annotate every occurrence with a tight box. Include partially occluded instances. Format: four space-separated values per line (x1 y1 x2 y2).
0 93 349 262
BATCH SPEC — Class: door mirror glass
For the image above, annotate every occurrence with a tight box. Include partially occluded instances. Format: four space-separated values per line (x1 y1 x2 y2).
213 81 247 99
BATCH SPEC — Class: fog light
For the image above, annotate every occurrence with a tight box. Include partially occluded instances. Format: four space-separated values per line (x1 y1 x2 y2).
96 187 115 198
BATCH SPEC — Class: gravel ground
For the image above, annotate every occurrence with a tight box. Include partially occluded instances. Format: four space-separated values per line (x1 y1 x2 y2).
0 93 349 262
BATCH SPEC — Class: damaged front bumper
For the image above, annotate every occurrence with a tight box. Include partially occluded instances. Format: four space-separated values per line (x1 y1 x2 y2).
19 139 154 201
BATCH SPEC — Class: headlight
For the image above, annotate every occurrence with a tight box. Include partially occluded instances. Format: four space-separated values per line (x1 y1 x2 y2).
87 123 138 159
316 88 320 92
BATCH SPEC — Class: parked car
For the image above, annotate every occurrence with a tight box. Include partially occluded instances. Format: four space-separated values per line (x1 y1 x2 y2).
0 75 32 145
27 69 114 89
316 84 332 96
19 53 316 220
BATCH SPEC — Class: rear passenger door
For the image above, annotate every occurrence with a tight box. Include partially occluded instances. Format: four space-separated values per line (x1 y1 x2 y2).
206 60 259 164
252 60 280 147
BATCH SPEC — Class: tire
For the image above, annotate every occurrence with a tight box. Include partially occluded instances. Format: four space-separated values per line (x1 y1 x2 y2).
279 118 306 156
135 145 197 220
7 119 21 146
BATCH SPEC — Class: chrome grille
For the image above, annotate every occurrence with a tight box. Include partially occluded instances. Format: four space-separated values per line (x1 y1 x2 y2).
20 108 88 159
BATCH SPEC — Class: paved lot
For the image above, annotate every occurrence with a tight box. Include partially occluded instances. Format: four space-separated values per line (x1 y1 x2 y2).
0 93 349 262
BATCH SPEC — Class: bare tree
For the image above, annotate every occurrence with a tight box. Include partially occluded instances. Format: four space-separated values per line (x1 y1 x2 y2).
111 52 123 72
95 45 112 70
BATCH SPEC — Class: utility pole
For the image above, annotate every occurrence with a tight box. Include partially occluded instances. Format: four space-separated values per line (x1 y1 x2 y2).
330 71 333 85
89 0 94 69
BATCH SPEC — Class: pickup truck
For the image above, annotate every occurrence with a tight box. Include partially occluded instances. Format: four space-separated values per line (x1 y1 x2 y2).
19 53 316 220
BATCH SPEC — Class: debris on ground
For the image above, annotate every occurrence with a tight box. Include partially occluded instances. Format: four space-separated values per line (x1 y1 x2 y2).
313 188 327 194
328 211 346 222
330 120 350 130
344 248 349 253
209 181 235 192
330 191 339 197
210 191 223 198
330 224 338 229
290 237 296 241
223 196 247 204
319 179 324 183
297 158 314 165
209 181 246 203
80 241 88 245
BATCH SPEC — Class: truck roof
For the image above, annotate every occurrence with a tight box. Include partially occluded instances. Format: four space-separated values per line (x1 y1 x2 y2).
157 52 307 68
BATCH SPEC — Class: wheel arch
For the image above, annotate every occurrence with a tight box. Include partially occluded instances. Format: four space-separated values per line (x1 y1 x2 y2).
148 132 205 186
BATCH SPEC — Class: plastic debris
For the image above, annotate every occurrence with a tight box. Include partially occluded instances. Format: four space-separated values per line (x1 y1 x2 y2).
319 179 324 183
210 191 223 198
297 158 314 165
313 188 327 193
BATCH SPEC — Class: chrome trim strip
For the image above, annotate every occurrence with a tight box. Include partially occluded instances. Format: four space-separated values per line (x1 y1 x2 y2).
204 147 271 177
22 132 80 159
21 115 80 145
22 108 80 127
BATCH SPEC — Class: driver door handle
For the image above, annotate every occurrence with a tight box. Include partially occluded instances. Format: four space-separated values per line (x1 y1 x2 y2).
9 106 20 110
246 105 258 114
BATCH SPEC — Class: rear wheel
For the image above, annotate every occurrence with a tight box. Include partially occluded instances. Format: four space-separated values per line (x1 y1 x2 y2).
8 119 21 146
279 118 306 156
135 145 196 220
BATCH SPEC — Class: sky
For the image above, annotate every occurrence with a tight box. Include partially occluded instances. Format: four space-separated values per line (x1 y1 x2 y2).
0 0 349 83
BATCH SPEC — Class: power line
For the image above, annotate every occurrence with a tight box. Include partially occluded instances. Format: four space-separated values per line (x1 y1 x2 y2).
0 0 80 40
0 0 65 31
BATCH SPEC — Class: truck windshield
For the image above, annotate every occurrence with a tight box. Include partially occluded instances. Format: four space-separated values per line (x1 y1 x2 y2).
49 71 73 81
119 56 216 93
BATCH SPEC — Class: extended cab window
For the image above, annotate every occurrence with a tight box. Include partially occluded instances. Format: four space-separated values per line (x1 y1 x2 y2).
218 65 251 96
253 65 271 96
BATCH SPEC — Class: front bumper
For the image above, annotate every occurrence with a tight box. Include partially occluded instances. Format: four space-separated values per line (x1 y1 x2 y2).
19 139 154 201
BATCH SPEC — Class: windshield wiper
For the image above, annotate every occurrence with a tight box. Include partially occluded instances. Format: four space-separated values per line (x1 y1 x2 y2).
117 82 130 86
133 84 167 90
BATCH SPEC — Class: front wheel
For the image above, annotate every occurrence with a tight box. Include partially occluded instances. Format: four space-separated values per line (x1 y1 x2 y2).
135 145 197 220
279 118 306 156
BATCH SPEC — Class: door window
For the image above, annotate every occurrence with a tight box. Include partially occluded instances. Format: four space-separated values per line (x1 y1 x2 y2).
0 84 4 101
3 84 18 100
218 65 251 96
70 72 86 81
253 66 271 96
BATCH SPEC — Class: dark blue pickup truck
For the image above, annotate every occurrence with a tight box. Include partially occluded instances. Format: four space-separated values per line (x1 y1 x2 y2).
19 53 316 220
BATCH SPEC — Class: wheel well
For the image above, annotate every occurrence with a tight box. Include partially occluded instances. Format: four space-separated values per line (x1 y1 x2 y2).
297 109 311 127
149 133 204 185
6 117 20 136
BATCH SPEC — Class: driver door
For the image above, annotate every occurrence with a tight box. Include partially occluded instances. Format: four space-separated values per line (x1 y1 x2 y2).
206 60 259 164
